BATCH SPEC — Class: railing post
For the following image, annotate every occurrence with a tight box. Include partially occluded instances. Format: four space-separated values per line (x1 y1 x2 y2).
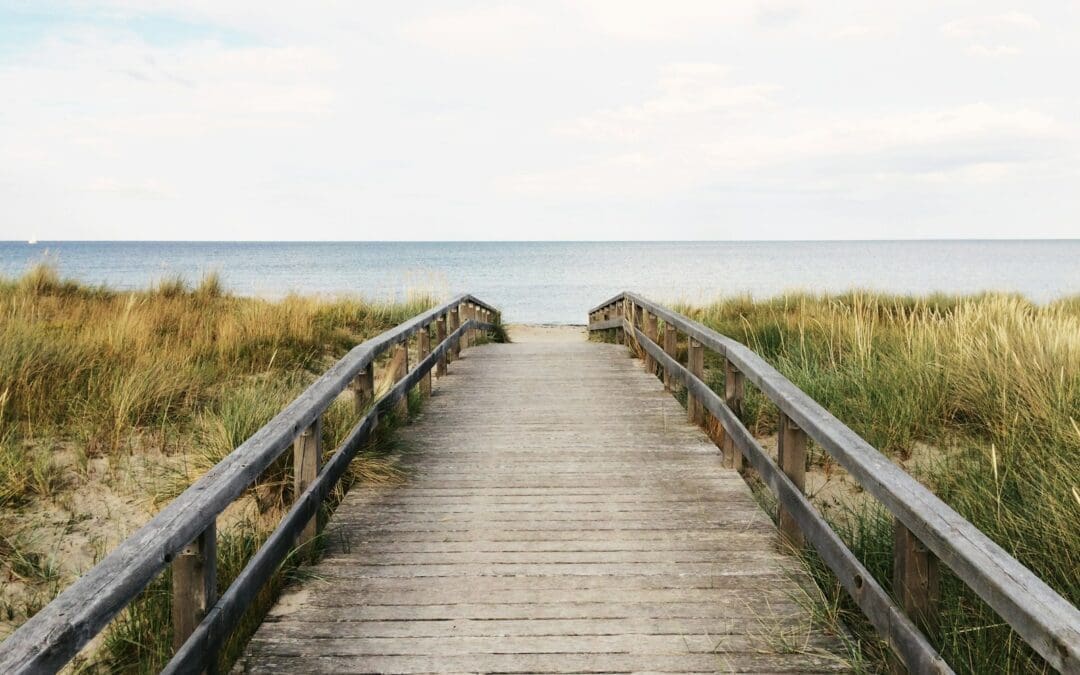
631 303 643 354
468 303 477 346
392 342 408 419
644 312 658 375
463 304 472 348
894 520 941 639
349 366 375 415
614 303 624 345
723 358 745 470
687 338 704 425
449 307 460 361
419 324 431 397
171 521 216 653
662 323 678 391
436 316 447 376
778 412 807 550
293 417 322 552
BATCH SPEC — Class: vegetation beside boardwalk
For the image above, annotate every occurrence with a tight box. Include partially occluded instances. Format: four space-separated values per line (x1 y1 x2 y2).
673 292 1079 673
0 263 438 671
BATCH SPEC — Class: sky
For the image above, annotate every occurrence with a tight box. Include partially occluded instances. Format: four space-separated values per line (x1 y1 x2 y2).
0 1 1078 241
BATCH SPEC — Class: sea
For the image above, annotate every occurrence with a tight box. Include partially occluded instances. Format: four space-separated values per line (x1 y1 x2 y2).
0 241 1076 324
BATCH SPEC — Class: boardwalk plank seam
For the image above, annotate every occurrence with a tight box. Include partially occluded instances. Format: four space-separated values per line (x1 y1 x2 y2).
240 337 848 673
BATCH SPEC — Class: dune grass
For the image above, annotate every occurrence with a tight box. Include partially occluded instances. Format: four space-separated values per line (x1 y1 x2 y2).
0 263 439 670
672 291 1079 674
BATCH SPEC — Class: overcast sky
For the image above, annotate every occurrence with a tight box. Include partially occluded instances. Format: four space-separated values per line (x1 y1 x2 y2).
1 1 1077 240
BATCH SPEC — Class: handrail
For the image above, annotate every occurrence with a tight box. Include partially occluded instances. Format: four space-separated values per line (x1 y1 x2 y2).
0 294 499 674
588 292 1080 674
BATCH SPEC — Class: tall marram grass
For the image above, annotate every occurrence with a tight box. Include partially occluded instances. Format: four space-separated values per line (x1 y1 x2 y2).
677 291 1079 674
0 263 436 670
0 263 434 453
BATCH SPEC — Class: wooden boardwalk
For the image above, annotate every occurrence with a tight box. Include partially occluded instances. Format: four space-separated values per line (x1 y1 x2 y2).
240 328 848 674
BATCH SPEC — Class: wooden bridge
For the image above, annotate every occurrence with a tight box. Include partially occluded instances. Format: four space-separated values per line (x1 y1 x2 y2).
1 293 1077 674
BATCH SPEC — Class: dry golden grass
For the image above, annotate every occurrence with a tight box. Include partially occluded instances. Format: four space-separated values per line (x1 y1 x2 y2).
0 264 437 670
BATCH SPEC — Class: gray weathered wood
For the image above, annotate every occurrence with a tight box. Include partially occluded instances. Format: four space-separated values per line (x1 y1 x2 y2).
435 317 447 377
586 317 621 331
687 338 704 425
630 323 951 674
779 412 806 550
894 519 940 638
644 311 658 375
0 294 495 674
349 367 374 415
663 322 678 391
448 308 460 361
418 327 431 397
171 522 216 653
588 292 1080 673
724 357 744 470
162 319 474 674
240 332 847 674
391 344 408 420
293 419 323 553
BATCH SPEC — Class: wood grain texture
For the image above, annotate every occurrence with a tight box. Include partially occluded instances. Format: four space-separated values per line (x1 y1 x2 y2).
590 293 1080 673
0 296 496 674
240 334 848 674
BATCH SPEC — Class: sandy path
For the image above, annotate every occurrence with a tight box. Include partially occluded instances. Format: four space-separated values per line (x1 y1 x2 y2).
506 324 586 343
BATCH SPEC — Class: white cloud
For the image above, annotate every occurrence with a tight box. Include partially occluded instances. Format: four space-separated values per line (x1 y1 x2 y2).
1 2 1078 240
85 177 175 198
568 0 754 40
966 44 1023 58
830 24 879 40
508 91 1070 198
400 5 552 53
940 12 1040 40
556 63 776 142
940 11 1040 58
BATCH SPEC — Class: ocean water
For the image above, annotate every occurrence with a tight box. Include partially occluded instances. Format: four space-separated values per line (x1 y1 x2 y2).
0 241 1076 324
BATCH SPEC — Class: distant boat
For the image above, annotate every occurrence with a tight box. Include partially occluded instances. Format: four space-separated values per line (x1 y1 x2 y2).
27 239 37 244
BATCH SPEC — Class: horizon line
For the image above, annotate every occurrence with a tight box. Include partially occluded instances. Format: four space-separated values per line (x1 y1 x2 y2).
4 238 1078 244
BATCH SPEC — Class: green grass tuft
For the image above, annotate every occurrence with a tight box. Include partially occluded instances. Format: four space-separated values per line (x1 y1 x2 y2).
678 290 1080 674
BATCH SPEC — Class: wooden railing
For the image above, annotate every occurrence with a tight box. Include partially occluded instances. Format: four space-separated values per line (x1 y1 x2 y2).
0 294 500 674
589 292 1080 675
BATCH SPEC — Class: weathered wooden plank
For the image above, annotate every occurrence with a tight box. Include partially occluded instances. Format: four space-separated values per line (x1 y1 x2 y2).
241 652 848 674
258 600 808 622
240 332 847 674
246 633 820 655
255 616 810 638
312 549 782 565
287 579 802 600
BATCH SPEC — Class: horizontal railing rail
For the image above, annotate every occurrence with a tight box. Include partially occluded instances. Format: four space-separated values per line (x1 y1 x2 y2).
588 292 1079 674
0 294 500 674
